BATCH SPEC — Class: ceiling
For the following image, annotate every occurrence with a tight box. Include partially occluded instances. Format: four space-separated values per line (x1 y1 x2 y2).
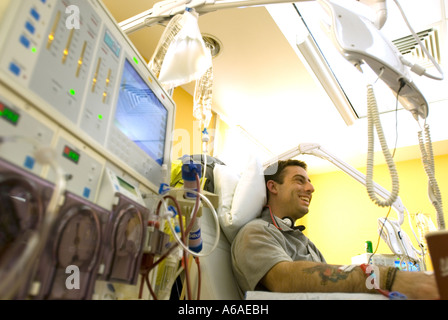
102 0 448 174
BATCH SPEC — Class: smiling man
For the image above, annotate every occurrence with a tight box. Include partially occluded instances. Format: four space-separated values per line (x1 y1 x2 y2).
231 159 439 299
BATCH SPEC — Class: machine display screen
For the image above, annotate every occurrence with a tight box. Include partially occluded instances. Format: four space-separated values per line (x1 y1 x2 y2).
115 59 168 166
117 176 138 196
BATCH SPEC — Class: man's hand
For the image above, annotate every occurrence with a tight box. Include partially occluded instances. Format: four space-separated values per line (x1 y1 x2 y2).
391 270 439 300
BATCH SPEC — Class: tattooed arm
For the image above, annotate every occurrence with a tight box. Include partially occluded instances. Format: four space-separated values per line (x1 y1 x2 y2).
260 260 439 299
261 261 371 294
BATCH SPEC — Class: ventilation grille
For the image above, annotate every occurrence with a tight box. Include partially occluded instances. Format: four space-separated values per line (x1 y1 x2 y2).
392 28 441 68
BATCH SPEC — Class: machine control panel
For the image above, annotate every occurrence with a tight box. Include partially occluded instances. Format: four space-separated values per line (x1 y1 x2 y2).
0 0 176 300
0 0 176 191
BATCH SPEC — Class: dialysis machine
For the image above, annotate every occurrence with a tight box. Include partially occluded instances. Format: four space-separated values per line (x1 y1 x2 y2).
0 0 176 299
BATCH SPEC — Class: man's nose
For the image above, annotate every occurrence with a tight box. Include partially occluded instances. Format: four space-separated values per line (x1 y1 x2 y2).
306 181 315 193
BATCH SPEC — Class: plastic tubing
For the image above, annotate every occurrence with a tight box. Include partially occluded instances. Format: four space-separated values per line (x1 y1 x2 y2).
150 173 220 300
0 136 66 299
418 124 445 229
193 66 214 128
365 84 400 207
201 153 207 191
162 178 198 300
405 207 426 270
163 189 220 258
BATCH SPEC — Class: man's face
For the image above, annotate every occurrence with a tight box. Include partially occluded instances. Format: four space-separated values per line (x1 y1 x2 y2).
274 166 315 220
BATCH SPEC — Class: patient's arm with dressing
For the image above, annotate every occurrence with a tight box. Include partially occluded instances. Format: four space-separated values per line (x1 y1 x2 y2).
261 260 439 300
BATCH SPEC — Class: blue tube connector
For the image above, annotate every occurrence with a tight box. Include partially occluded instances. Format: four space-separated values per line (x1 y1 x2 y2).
181 155 202 199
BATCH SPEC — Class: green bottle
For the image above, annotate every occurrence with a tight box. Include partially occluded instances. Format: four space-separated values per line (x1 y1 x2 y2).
365 240 373 254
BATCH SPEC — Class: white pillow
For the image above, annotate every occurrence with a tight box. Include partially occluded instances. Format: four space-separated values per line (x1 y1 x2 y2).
213 164 240 242
213 156 267 242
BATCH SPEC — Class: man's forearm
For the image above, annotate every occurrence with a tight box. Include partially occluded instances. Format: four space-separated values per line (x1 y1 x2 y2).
262 260 439 299
261 260 379 294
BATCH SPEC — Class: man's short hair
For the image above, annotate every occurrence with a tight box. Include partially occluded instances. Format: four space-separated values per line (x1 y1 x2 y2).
264 159 308 198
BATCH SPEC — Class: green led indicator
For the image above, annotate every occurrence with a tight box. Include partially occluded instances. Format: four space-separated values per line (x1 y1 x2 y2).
31 47 37 53
0 103 20 126
63 145 80 164
133 57 139 65
69 89 76 96
98 114 103 120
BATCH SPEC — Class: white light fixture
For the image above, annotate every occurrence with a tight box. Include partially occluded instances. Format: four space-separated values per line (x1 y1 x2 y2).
296 34 358 126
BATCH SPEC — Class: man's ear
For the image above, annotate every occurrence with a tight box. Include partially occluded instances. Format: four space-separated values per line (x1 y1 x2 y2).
266 180 278 195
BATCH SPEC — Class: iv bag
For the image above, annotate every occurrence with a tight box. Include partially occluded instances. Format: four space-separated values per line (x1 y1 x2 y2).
158 9 212 89
148 13 184 78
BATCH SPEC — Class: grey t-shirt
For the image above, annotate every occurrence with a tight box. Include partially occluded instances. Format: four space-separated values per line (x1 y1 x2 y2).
231 207 326 293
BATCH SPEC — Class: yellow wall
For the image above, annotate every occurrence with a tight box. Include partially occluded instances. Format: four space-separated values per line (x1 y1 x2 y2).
213 116 230 159
303 153 448 267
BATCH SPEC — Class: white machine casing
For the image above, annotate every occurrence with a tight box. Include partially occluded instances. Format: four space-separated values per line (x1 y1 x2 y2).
0 0 175 300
